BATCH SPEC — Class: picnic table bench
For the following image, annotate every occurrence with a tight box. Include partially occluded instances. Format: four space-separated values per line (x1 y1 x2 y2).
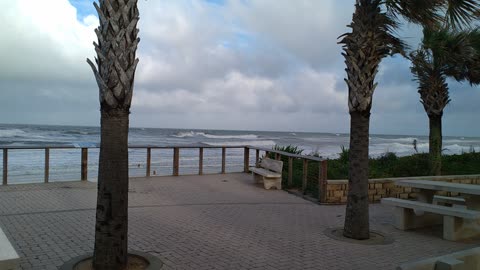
249 158 283 190
398 246 480 270
0 227 20 270
382 180 480 241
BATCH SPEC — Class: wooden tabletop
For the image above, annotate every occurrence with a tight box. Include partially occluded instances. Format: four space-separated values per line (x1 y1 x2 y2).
397 180 480 195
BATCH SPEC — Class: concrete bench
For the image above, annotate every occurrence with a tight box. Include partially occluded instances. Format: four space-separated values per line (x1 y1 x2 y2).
250 158 283 190
0 227 20 270
433 195 466 208
398 247 480 270
382 198 480 241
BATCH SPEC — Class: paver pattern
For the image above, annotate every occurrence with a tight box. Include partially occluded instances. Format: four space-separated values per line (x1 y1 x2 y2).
0 173 479 270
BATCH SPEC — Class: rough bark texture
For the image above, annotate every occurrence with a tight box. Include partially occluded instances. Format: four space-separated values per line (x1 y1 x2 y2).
94 111 129 269
87 0 140 112
87 0 140 269
429 114 443 176
340 0 393 240
344 112 371 239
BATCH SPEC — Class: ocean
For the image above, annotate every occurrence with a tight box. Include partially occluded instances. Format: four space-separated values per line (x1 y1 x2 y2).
0 124 479 184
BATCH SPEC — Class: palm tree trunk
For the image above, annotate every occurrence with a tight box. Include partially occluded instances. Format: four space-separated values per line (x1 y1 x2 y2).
429 114 442 176
414 69 448 177
343 111 370 240
93 110 130 269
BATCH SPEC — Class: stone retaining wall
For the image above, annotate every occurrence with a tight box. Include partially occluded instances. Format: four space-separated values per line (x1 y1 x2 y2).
325 175 480 204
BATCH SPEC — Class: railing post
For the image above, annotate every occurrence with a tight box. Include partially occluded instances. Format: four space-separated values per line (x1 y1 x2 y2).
275 153 280 160
302 159 308 194
199 148 203 175
44 148 50 183
288 157 293 188
173 147 179 176
319 160 328 203
243 147 250 173
221 147 226 174
146 148 151 177
81 148 88 181
255 149 260 167
3 149 7 185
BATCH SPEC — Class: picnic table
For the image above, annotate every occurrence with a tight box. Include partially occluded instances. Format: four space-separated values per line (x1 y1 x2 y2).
382 179 480 241
397 180 480 210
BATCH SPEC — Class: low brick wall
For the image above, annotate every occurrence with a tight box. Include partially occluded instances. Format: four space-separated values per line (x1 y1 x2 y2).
325 175 480 204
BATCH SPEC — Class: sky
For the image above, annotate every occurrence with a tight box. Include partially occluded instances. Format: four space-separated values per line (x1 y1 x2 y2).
0 0 479 136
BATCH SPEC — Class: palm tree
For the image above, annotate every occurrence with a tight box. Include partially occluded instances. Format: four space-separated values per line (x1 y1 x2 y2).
340 0 479 240
87 0 140 268
410 27 480 176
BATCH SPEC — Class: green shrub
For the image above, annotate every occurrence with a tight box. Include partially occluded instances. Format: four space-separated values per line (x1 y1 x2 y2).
327 151 479 180
267 145 480 197
272 144 304 154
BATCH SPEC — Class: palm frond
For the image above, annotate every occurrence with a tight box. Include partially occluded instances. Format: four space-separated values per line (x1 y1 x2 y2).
384 0 443 26
444 0 480 29
384 0 480 29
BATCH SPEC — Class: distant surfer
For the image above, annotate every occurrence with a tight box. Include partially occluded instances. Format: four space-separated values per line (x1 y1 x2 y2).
412 139 418 153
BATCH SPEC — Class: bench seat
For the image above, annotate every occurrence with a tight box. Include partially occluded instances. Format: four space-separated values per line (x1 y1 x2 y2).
433 195 466 208
250 158 283 190
382 198 480 219
382 198 480 241
249 167 281 178
0 227 20 270
398 247 480 270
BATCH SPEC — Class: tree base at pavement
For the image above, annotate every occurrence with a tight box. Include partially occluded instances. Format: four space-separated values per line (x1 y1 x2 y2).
324 228 394 245
60 251 163 270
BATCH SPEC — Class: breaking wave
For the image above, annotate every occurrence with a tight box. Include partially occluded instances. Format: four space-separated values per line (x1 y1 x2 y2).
173 131 258 140
0 129 27 138
203 140 276 147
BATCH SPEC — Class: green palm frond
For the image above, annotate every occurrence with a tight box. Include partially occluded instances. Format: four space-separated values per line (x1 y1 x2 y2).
409 26 480 117
463 29 480 84
384 0 443 26
412 27 478 77
384 0 480 29
444 0 480 29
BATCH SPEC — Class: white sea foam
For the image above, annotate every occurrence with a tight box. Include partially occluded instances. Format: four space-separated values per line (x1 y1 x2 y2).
173 131 258 140
203 134 258 139
172 131 201 138
204 140 276 147
368 142 479 157
0 129 27 137
442 144 480 153
371 137 420 143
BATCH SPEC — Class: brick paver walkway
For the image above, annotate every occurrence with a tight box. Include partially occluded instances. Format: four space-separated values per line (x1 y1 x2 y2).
0 173 478 270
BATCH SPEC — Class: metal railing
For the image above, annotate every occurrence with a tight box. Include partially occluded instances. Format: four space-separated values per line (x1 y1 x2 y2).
0 145 329 202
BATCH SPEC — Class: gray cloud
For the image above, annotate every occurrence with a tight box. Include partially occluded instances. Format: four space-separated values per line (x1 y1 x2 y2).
0 0 478 136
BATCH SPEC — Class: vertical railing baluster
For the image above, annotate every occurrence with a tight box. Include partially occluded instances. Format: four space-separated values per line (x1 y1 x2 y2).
302 159 308 194
3 149 7 185
146 147 151 177
81 148 88 181
173 147 180 176
243 147 250 173
275 153 280 160
255 149 260 167
288 157 293 188
319 160 328 203
44 148 50 183
221 147 226 174
199 147 204 175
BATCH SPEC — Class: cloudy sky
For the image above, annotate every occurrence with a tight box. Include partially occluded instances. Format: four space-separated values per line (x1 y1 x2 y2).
1 0 479 136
